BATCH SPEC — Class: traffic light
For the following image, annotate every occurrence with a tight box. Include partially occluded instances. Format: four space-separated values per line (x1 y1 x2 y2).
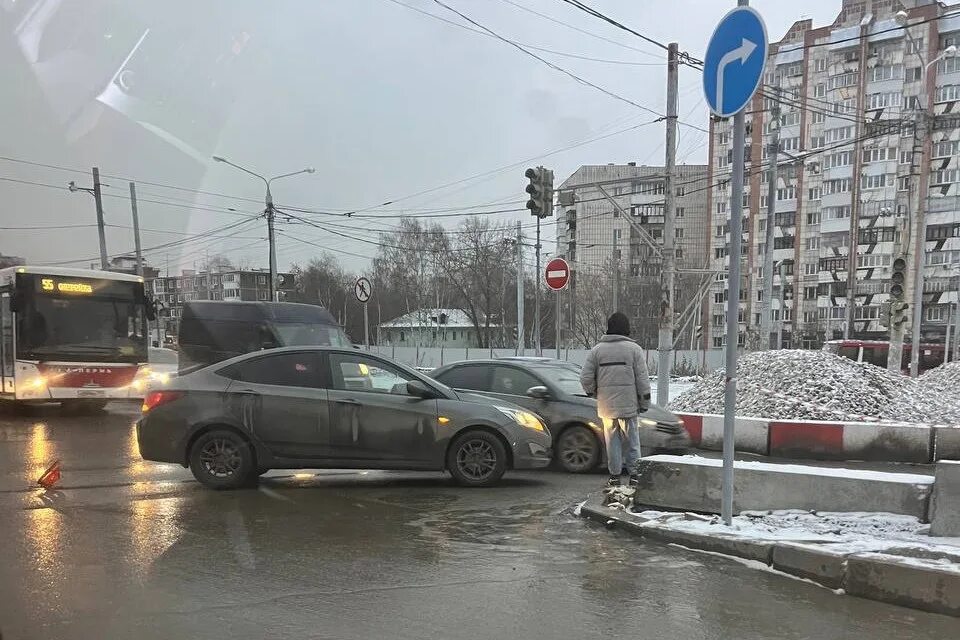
525 166 554 218
891 300 910 326
890 255 907 300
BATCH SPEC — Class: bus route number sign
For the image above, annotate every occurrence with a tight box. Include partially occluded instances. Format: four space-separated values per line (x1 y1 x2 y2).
40 278 94 294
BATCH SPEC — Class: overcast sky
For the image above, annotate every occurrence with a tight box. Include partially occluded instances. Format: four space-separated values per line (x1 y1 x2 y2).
0 0 840 275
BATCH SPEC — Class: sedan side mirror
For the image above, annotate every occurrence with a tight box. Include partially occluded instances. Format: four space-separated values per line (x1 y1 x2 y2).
526 385 550 399
406 380 437 399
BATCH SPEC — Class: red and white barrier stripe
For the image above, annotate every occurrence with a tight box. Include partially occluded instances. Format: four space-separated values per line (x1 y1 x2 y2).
676 412 945 464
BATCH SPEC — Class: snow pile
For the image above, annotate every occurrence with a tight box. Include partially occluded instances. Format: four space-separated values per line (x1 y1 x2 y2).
668 349 960 424
918 361 960 397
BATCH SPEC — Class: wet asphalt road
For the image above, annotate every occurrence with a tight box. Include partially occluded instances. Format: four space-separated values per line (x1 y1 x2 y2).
0 403 958 639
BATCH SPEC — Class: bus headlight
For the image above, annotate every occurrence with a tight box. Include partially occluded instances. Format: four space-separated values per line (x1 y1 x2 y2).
28 376 47 390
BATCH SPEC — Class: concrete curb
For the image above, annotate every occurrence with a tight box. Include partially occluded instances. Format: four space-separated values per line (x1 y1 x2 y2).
580 496 960 617
676 412 952 463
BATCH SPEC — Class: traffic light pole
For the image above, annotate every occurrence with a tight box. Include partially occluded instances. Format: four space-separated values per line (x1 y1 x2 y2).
535 216 542 356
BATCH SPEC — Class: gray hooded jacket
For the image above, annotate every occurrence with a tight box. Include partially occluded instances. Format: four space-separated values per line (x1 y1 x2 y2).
580 335 651 419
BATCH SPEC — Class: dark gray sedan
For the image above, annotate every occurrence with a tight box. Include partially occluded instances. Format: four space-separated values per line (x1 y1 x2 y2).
137 347 552 489
430 359 689 473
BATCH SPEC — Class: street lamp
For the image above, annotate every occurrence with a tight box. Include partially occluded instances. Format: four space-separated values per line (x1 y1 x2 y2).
212 156 314 300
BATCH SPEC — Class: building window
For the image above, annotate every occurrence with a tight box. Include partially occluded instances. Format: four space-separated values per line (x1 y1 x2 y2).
936 85 960 103
812 111 825 124
806 211 821 225
781 137 800 152
825 151 853 168
926 306 947 322
815 58 827 72
828 73 857 90
676 186 686 196
400 331 405 342
257 275 267 285
716 201 727 214
825 126 854 143
868 65 903 82
638 181 665 195
807 237 820 250
803 263 818 275
676 207 685 218
931 169 960 185
814 83 826 97
824 205 851 220
898 176 911 191
810 136 825 149
808 187 822 201
866 92 903 110
860 174 890 190
258 291 268 301
776 187 796 201
862 147 894 163
939 57 960 74
823 179 852 195
803 286 817 301
675 228 684 239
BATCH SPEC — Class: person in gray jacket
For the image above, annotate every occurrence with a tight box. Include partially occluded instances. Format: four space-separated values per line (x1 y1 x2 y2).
580 312 651 487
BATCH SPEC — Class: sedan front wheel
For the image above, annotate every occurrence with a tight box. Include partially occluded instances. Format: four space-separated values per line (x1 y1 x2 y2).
556 425 600 473
447 430 507 487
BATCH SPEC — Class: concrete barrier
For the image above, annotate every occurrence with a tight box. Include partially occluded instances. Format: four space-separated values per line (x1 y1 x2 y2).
934 427 960 461
771 542 847 590
845 553 960 617
930 460 960 537
677 412 940 464
633 454 934 519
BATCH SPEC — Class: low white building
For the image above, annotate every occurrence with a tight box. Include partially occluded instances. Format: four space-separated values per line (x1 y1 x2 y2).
378 309 498 348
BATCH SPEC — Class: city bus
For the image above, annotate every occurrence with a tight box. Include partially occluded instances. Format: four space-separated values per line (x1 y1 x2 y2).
0 266 154 410
823 339 948 374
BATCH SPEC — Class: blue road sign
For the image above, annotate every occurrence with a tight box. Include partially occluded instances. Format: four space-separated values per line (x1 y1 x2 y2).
703 6 768 118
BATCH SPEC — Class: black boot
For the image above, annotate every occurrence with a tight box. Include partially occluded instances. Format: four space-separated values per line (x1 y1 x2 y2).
607 475 621 488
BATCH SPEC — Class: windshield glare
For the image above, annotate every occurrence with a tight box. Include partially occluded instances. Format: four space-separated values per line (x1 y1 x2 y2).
534 366 587 396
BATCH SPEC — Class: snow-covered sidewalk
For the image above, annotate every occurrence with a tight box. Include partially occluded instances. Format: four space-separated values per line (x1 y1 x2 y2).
630 508 960 557
579 497 960 617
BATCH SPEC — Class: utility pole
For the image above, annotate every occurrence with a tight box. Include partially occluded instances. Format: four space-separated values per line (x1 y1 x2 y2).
776 262 786 349
612 228 619 312
92 167 108 270
761 87 781 350
211 156 314 303
128 182 144 277
657 42 679 405
516 221 525 354
265 184 278 301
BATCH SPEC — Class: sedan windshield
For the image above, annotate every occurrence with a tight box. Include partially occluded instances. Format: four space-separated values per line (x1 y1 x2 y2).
534 365 587 396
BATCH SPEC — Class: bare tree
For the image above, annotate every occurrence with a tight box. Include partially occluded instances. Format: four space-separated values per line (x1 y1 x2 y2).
441 217 515 348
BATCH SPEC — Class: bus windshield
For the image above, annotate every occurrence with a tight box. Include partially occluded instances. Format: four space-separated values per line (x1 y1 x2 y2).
16 277 147 364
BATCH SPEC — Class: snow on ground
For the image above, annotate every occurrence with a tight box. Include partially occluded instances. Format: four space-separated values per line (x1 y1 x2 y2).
625 508 960 558
668 350 960 425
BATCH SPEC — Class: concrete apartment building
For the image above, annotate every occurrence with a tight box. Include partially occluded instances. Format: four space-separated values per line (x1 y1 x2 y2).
556 163 710 348
150 269 294 336
707 0 960 350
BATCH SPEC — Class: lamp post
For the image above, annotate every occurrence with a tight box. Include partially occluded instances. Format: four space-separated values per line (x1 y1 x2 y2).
212 156 314 300
895 10 958 376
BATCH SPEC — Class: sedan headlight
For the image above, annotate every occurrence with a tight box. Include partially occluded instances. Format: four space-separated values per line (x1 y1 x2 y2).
639 417 658 427
495 406 545 432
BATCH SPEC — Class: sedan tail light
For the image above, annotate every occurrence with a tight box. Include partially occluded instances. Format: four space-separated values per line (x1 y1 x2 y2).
141 390 183 413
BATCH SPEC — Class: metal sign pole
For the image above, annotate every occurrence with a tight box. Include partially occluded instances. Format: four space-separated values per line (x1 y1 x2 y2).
364 303 370 350
703 0 765 526
556 288 562 360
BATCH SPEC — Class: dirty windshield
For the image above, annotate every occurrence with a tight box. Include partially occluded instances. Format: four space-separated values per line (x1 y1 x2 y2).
4 2 956 639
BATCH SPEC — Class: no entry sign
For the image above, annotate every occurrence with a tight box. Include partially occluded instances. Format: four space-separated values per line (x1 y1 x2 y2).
545 257 570 291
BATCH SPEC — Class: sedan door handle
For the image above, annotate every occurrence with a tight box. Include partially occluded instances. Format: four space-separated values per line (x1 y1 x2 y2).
336 398 360 405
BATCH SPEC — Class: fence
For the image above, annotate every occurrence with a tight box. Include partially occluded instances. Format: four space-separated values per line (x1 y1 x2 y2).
366 345 725 374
